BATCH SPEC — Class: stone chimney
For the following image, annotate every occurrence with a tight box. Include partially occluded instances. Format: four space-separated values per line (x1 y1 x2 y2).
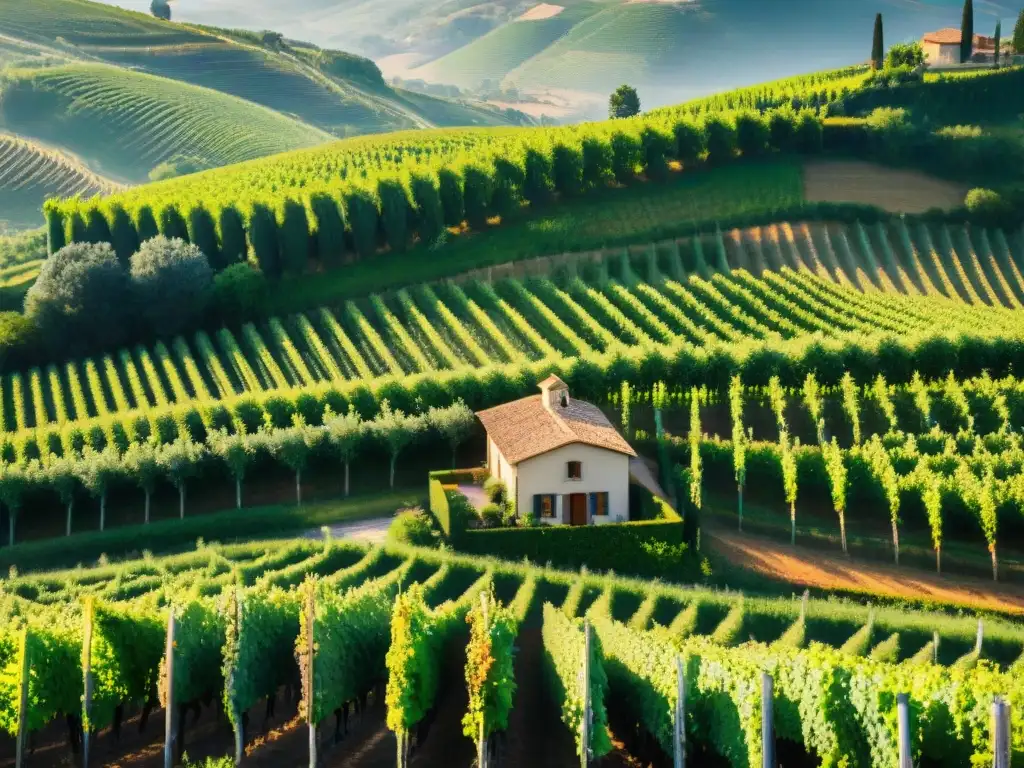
538 374 569 413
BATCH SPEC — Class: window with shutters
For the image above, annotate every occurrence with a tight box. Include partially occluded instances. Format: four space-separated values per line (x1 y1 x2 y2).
534 494 556 518
590 491 609 518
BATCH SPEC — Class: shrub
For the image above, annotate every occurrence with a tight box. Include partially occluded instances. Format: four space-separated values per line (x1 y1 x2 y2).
522 147 553 206
794 109 824 153
25 242 129 356
703 115 736 164
277 198 311 275
247 202 280 277
0 312 36 368
386 507 437 546
491 156 525 218
343 187 379 258
480 503 504 528
43 201 66 255
186 204 221 269
672 119 705 168
551 142 583 197
768 109 797 153
377 178 411 252
130 236 213 337
581 136 613 189
437 167 465 228
735 111 769 157
105 203 139 267
640 126 672 181
409 171 444 245
157 203 189 241
964 188 1009 226
462 163 494 229
217 204 248 266
308 192 346 267
212 263 268 324
886 42 925 68
483 476 507 505
610 131 641 183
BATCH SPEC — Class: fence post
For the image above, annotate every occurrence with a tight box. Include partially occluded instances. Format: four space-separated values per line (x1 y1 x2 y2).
581 620 591 768
82 598 94 768
305 582 317 768
800 590 809 622
164 610 176 768
897 693 912 768
761 672 774 768
674 655 686 768
993 696 1010 768
933 631 939 664
976 619 984 654
15 629 29 768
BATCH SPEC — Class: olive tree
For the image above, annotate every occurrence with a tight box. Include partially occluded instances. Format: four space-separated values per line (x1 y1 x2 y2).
267 418 324 506
123 441 162 523
46 454 79 536
323 405 364 496
157 437 207 519
76 446 123 531
207 429 259 508
369 401 425 489
427 401 475 467
130 236 213 337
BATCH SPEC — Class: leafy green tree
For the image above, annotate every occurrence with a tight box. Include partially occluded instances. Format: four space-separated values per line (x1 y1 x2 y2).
610 131 641 184
211 262 267 325
45 454 79 536
885 42 924 68
218 204 247 265
186 204 221 269
323 405 364 496
207 429 259 508
672 120 705 168
123 441 162 523
130 236 213 337
308 192 346 267
157 203 189 241
437 167 464 228
267 417 323 506
409 172 445 246
76 446 123 531
0 461 32 545
703 116 736 164
150 0 170 20
871 13 884 69
608 85 641 119
378 179 411 252
84 205 112 245
1014 9 1024 53
105 203 139 267
344 187 380 258
823 438 849 554
25 242 129 357
248 202 280 277
370 401 425 489
961 0 974 63
580 136 613 190
157 437 207 519
43 200 66 255
551 143 584 197
277 198 310 275
428 401 475 467
133 204 160 243
462 164 493 229
768 109 796 153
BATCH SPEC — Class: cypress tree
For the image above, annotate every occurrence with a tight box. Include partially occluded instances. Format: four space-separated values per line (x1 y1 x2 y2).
581 136 613 189
639 126 671 180
106 203 139 266
66 208 88 244
960 0 973 63
437 168 464 228
461 163 493 230
672 120 705 169
308 192 346 266
343 187 379 259
994 21 1001 67
871 13 884 69
522 147 553 206
84 205 112 245
551 143 583 198
409 172 444 246
734 111 769 157
187 204 221 269
1014 9 1024 55
610 131 641 184
248 202 280 277
277 198 310 275
490 156 524 218
134 205 160 243
377 179 411 252
157 203 189 241
43 201 66 255
217 204 247 265
703 115 737 164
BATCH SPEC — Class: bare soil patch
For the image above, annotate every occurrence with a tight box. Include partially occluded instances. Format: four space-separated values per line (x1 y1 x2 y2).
517 3 564 21
802 160 967 214
707 525 1024 615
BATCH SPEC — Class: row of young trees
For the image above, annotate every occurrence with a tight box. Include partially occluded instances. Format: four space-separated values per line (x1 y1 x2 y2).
0 401 475 546
47 107 826 277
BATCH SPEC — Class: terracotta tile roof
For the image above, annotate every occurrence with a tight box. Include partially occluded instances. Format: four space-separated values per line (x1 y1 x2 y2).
922 28 995 47
477 394 636 464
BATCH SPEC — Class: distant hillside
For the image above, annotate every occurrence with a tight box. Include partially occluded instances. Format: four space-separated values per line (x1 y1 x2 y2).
0 64 331 183
0 135 122 230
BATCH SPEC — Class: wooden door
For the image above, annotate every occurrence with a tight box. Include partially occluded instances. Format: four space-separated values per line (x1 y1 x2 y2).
569 493 587 526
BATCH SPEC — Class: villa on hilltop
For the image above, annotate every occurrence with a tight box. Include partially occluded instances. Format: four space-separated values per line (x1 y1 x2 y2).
920 28 997 65
476 375 636 526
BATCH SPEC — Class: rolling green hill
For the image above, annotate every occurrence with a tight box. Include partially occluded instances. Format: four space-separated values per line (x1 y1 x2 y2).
0 64 332 183
0 135 122 230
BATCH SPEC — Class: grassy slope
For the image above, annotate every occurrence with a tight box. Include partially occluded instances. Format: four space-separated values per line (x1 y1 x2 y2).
0 64 331 183
0 134 122 229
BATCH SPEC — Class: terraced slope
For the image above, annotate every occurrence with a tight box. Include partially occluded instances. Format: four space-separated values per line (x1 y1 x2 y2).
0 64 331 183
2 219 1022 435
0 135 121 230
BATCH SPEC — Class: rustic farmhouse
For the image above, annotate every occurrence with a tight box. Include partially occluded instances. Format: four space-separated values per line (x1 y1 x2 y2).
920 28 996 65
476 375 636 526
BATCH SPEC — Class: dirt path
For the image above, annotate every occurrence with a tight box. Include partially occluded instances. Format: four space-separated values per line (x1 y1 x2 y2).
707 525 1024 615
802 160 967 213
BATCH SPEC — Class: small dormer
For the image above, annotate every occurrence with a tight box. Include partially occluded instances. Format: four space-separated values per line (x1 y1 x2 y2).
538 374 569 413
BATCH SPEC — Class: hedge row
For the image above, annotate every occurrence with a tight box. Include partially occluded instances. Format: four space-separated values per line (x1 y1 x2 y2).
47 107 825 274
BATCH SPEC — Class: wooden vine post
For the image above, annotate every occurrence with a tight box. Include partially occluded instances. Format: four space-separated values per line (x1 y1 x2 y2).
82 597 94 768
164 610 176 768
976 620 984 654
897 693 912 768
673 655 686 768
581 620 592 768
305 580 317 768
15 628 30 768
761 672 774 768
992 696 1010 768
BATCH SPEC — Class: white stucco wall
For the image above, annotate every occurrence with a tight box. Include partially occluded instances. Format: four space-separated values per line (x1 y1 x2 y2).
488 437 518 506
514 443 630 526
922 41 959 65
